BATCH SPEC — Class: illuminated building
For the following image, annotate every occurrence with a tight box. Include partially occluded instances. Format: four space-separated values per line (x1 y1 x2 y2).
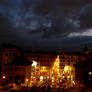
24 53 56 67
30 61 40 86
50 55 60 87
0 46 88 88
24 52 85 88
40 66 50 86
50 55 75 88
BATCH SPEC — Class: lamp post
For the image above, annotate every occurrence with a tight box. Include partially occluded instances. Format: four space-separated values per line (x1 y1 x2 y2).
2 75 6 79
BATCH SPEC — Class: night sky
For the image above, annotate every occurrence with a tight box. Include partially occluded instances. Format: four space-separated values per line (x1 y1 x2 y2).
0 0 92 52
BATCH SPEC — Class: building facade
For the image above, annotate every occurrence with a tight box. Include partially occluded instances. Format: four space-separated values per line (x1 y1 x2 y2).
0 47 21 77
24 52 85 88
0 47 88 88
4 56 32 85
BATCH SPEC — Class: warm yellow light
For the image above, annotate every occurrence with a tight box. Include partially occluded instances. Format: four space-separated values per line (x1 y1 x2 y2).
64 66 72 71
57 55 59 59
62 75 64 78
26 79 29 82
63 71 64 74
41 66 46 70
67 76 70 79
89 72 92 75
51 71 53 74
64 66 69 71
40 76 43 81
47 76 49 79
32 61 37 67
2 76 5 79
41 66 47 72
72 81 75 85
57 69 59 72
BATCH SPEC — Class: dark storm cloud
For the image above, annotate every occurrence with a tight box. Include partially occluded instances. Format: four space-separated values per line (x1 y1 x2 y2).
80 3 92 29
0 14 23 46
0 0 82 38
0 14 14 39
0 0 92 51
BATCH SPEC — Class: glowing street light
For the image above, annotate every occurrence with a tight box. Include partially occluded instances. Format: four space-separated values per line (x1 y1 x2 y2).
89 72 92 75
64 66 72 72
26 79 29 82
41 66 46 71
40 76 43 81
64 66 69 71
32 61 37 67
2 75 6 79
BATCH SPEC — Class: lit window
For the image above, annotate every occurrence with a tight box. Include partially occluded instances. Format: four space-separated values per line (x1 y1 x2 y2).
32 61 37 67
44 77 46 79
47 76 49 79
40 76 43 81
26 79 29 82
2 76 6 79
89 72 92 75
62 75 64 78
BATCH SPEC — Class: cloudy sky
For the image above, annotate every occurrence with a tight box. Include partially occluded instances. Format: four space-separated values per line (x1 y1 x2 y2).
0 0 92 52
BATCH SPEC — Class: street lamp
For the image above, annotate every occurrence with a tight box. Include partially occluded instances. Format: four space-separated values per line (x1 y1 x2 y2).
32 61 37 67
89 72 92 75
2 75 6 79
64 66 69 71
64 66 72 72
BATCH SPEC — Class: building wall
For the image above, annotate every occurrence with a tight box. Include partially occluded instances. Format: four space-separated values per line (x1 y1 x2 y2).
5 65 26 84
1 48 21 76
24 53 85 87
25 53 57 68
25 65 32 86
0 48 87 87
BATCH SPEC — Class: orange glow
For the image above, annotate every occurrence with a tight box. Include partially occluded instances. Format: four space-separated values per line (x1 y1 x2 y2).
41 66 47 72
64 66 72 72
89 72 92 75
2 76 5 79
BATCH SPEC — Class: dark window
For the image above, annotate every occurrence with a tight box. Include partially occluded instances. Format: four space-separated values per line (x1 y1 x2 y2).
62 56 65 59
4 70 6 73
10 53 12 56
67 63 70 65
13 53 17 57
71 60 73 62
5 53 8 56
7 59 9 63
9 76 12 80
9 67 13 72
5 60 8 64
15 67 17 71
21 76 25 83
62 64 64 66
71 56 73 58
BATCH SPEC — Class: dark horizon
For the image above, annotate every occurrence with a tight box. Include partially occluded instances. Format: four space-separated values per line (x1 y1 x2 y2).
0 43 90 54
